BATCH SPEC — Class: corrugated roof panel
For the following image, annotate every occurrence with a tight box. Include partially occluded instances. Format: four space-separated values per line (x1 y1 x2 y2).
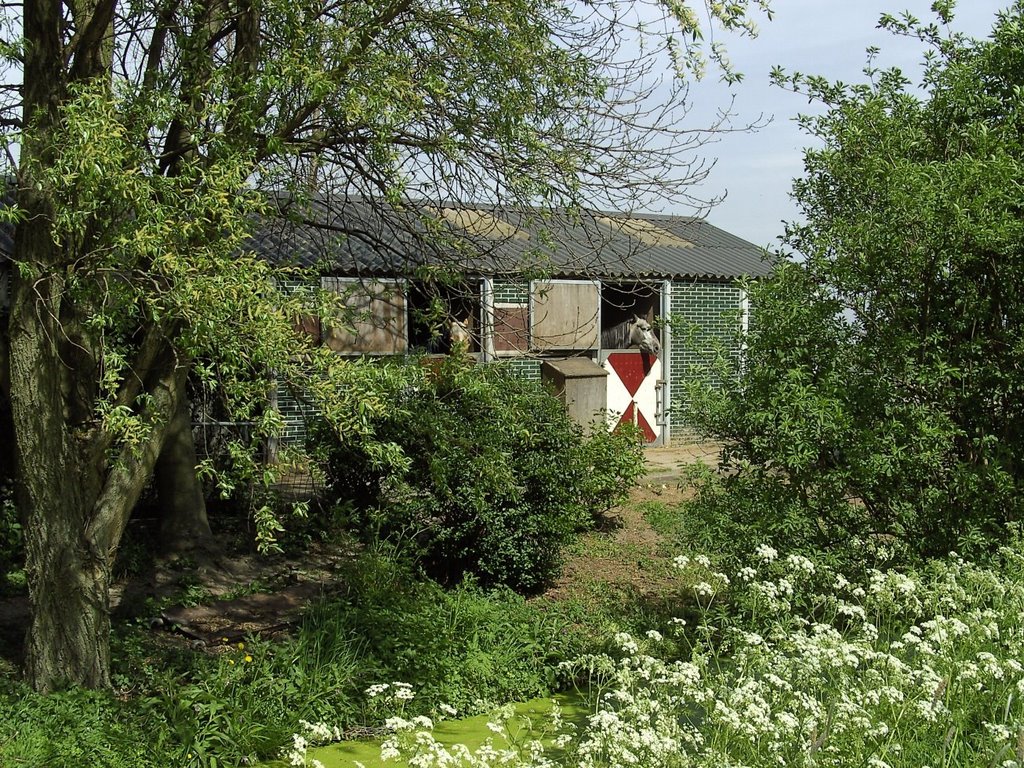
249 198 774 280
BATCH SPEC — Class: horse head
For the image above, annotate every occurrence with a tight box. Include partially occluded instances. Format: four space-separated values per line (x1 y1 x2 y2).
629 315 661 356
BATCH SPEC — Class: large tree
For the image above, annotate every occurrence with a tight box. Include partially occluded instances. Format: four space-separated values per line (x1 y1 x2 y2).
0 0 771 691
689 1 1024 560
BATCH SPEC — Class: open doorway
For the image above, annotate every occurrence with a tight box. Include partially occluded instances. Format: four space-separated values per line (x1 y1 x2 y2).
407 280 482 356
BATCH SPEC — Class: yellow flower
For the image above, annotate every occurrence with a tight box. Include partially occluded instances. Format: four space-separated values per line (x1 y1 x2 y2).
237 641 245 650
228 659 235 665
244 654 253 663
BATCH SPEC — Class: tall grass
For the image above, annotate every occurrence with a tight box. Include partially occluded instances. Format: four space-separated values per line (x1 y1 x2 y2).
0 549 579 767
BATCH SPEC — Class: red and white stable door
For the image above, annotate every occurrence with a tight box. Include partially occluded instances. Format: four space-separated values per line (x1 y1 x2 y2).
602 350 666 445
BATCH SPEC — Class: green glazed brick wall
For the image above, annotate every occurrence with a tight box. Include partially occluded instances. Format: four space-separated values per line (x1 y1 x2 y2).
496 357 542 382
491 280 539 382
668 280 745 440
274 277 319 445
493 280 529 305
270 277 747 445
275 381 320 445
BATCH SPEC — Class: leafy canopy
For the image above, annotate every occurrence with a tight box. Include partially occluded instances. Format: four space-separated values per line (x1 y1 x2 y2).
688 1 1024 561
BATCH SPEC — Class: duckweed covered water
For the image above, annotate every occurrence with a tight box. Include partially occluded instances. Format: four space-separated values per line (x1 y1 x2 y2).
262 692 589 768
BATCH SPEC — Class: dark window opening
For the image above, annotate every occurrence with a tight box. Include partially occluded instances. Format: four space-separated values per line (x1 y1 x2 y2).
600 282 661 351
408 281 482 355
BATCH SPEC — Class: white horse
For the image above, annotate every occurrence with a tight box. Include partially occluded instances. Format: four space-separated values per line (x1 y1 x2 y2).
449 315 472 347
628 316 661 356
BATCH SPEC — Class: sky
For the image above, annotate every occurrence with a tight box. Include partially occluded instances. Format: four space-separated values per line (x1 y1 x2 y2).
674 0 1009 249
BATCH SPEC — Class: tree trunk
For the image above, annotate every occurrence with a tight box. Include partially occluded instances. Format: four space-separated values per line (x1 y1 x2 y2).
156 396 215 553
8 262 113 690
10 251 185 689
23 511 113 690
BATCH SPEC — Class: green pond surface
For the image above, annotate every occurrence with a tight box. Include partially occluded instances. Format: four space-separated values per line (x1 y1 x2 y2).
261 692 590 768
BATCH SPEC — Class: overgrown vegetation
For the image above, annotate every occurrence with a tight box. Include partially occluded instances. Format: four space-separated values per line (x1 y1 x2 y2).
0 359 648 767
0 549 586 768
314 359 645 592
352 536 1024 768
9 4 1024 767
686 2 1024 565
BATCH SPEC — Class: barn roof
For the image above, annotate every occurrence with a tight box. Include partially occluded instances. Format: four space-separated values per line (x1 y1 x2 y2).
252 197 772 281
0 196 772 281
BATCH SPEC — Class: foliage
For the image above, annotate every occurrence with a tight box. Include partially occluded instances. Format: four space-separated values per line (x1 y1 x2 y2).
0 681 155 768
365 537 1024 768
1 0 773 689
0 545 580 767
316 550 573 715
0 483 22 593
314 359 645 592
687 4 1024 562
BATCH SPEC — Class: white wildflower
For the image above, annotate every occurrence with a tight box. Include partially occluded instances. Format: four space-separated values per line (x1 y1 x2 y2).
694 581 715 597
615 632 639 654
411 715 434 729
786 553 815 574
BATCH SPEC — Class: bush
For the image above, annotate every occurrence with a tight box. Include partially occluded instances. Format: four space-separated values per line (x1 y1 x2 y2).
0 483 23 593
313 358 645 592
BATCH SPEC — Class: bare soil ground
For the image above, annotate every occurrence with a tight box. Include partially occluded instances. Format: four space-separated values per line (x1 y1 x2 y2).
540 480 694 606
0 442 719 668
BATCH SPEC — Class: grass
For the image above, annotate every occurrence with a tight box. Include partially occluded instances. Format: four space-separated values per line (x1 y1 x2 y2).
7 480 1024 768
0 540 626 768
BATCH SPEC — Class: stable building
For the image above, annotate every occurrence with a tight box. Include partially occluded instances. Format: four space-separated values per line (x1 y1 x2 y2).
255 198 771 446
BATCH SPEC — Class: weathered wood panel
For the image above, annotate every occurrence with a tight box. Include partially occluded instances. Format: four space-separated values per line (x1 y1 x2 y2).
321 278 407 355
531 280 599 351
493 304 529 352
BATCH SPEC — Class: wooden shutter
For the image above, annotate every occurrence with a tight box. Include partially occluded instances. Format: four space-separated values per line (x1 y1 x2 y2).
321 278 407 354
530 280 600 351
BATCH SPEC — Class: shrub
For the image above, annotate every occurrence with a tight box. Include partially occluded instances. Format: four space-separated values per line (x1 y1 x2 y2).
0 483 23 593
313 358 645 592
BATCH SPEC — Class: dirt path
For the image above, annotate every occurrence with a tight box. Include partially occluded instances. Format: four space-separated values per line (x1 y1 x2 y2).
643 441 721 482
542 442 718 605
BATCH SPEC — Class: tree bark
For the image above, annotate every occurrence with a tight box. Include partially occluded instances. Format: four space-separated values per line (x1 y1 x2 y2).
10 246 187 689
156 396 215 553
9 262 112 690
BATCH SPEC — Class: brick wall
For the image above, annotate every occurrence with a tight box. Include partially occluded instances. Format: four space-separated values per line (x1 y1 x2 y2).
493 280 529 304
269 276 748 446
274 380 320 445
496 357 542 381
667 280 745 440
